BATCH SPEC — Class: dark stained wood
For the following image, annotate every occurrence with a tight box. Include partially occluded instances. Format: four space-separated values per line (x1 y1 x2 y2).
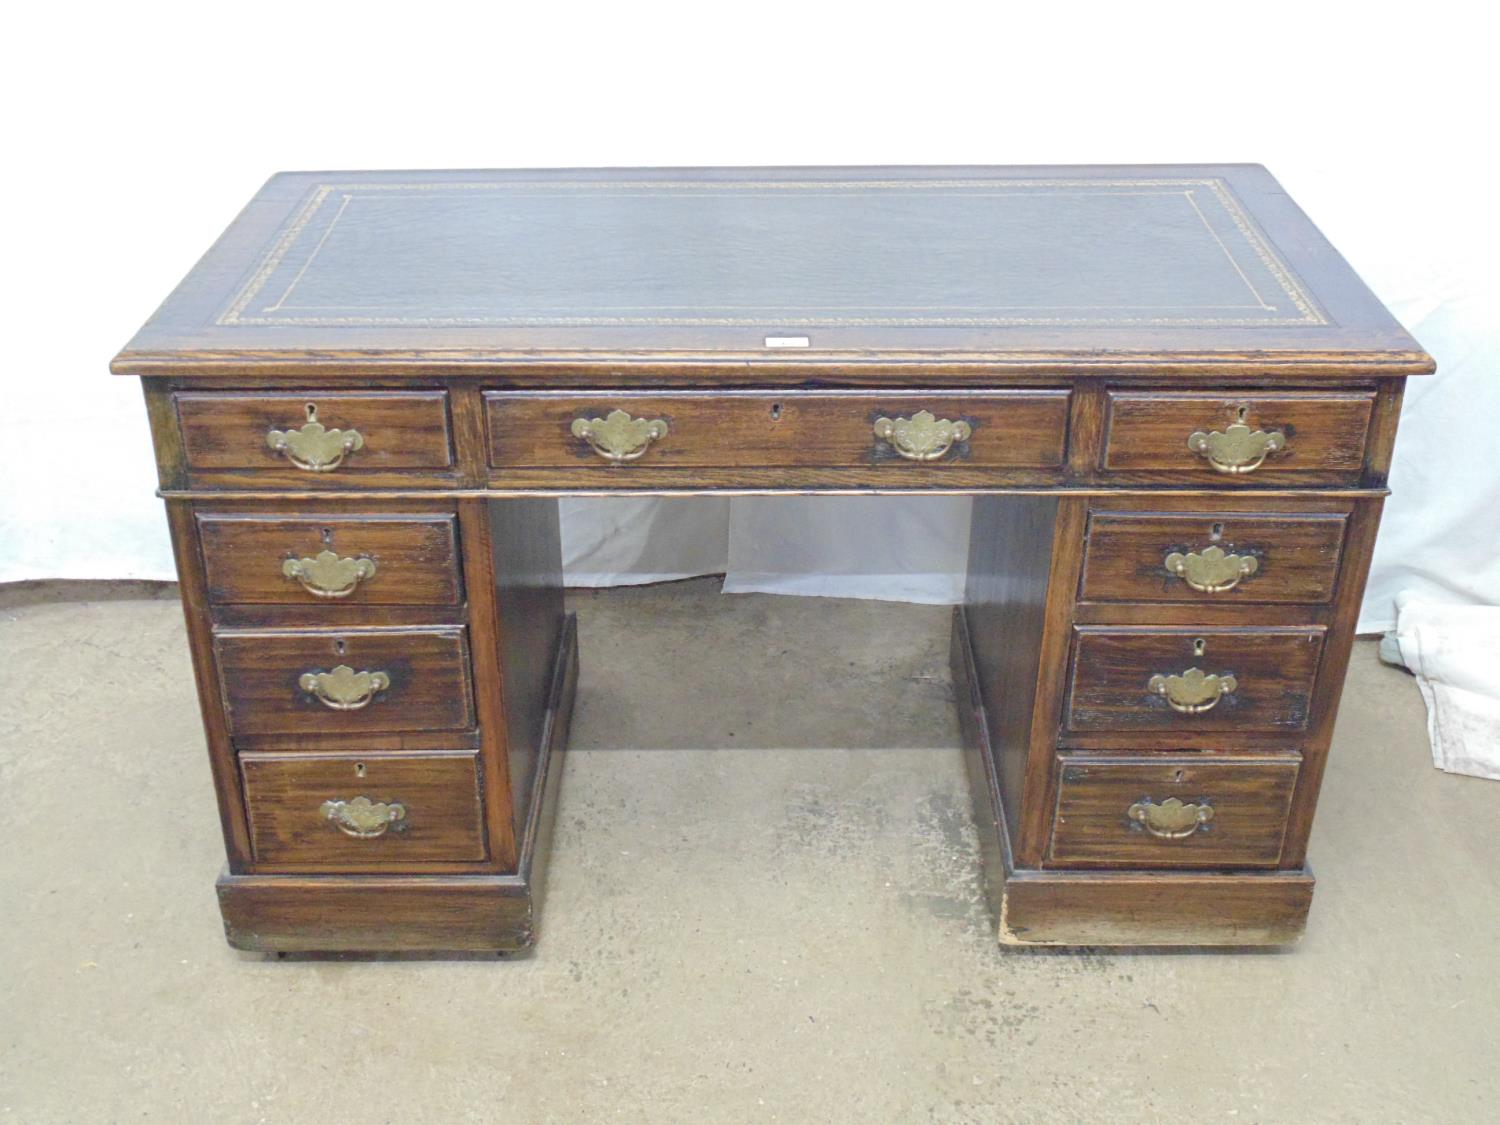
215 616 578 952
998 869 1315 946
1363 379 1407 486
482 466 1083 491
110 166 1432 374
164 500 253 869
1101 390 1376 484
453 497 519 869
1047 754 1300 868
175 390 457 489
962 495 1059 849
1064 379 1107 477
142 380 188 490
218 873 535 953
1079 510 1348 605
1014 498 1091 866
514 613 578 938
485 390 1070 476
213 627 475 736
951 609 1314 945
1278 496 1388 867
1065 626 1325 734
487 498 566 827
241 751 487 869
196 512 462 606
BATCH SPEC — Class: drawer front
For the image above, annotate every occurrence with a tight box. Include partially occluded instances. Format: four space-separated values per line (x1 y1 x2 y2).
1101 391 1375 482
484 391 1069 472
1048 755 1300 868
1066 627 1324 733
198 513 463 606
1080 511 1348 604
241 751 486 867
214 628 475 736
176 391 454 474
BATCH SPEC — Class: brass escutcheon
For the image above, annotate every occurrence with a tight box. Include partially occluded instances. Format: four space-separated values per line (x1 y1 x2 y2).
267 403 364 471
320 795 406 838
298 664 391 710
1164 545 1259 594
571 409 669 463
1187 421 1286 474
1127 796 1214 839
873 410 972 461
282 550 377 599
1147 666 1238 714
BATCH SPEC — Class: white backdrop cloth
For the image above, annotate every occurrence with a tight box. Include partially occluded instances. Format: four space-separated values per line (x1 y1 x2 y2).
1386 595 1500 781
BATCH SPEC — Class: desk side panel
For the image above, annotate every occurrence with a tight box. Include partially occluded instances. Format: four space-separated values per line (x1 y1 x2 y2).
962 494 1060 849
487 498 566 832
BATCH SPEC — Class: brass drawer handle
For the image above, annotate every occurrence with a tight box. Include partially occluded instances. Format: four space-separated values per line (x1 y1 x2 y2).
1128 796 1214 839
320 796 406 838
1148 667 1237 714
1164 546 1258 593
267 403 364 472
1187 422 1285 474
571 409 668 463
282 550 377 598
298 664 391 710
873 410 972 461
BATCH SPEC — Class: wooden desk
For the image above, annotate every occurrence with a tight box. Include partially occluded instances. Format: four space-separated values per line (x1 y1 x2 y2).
113 165 1432 952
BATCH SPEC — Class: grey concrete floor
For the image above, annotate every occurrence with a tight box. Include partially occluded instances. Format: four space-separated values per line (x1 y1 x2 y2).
1 579 1497 1123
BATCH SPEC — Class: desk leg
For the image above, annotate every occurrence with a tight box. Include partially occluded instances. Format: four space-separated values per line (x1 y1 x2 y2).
214 498 574 955
954 495 1315 947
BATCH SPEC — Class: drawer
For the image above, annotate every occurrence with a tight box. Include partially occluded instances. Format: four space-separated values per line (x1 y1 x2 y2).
1079 511 1348 604
197 513 463 606
176 391 454 474
214 627 475 737
1047 754 1300 869
484 390 1069 472
241 751 487 867
1066 627 1324 733
1101 391 1375 482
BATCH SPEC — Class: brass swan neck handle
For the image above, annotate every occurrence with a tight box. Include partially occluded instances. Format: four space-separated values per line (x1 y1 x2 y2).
1164 545 1258 594
1187 421 1285 474
1128 796 1214 839
267 403 364 472
298 664 391 711
873 411 972 461
571 410 669 463
282 550 377 598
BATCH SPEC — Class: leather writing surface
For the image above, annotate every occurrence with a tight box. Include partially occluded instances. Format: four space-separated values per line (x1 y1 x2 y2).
111 165 1432 371
222 177 1322 328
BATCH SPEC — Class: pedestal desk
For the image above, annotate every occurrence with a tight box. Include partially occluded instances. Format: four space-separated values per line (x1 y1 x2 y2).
112 165 1432 952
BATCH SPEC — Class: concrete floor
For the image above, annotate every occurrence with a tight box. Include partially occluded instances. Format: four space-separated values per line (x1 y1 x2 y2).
1 579 1497 1123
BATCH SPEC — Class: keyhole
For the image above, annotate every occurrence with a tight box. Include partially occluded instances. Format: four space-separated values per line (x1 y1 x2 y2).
321 526 334 545
770 403 783 421
1210 522 1224 541
1236 404 1249 423
1193 638 1206 657
335 639 346 656
305 402 319 422
354 762 366 778
1172 769 1185 783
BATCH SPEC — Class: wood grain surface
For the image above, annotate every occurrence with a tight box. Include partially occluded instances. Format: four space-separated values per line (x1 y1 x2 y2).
1079 510 1348 604
196 512 463 606
240 751 487 869
1047 754 1301 868
213 626 474 736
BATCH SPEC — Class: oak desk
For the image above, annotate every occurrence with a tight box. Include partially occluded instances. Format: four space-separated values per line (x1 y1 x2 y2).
113 165 1432 952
